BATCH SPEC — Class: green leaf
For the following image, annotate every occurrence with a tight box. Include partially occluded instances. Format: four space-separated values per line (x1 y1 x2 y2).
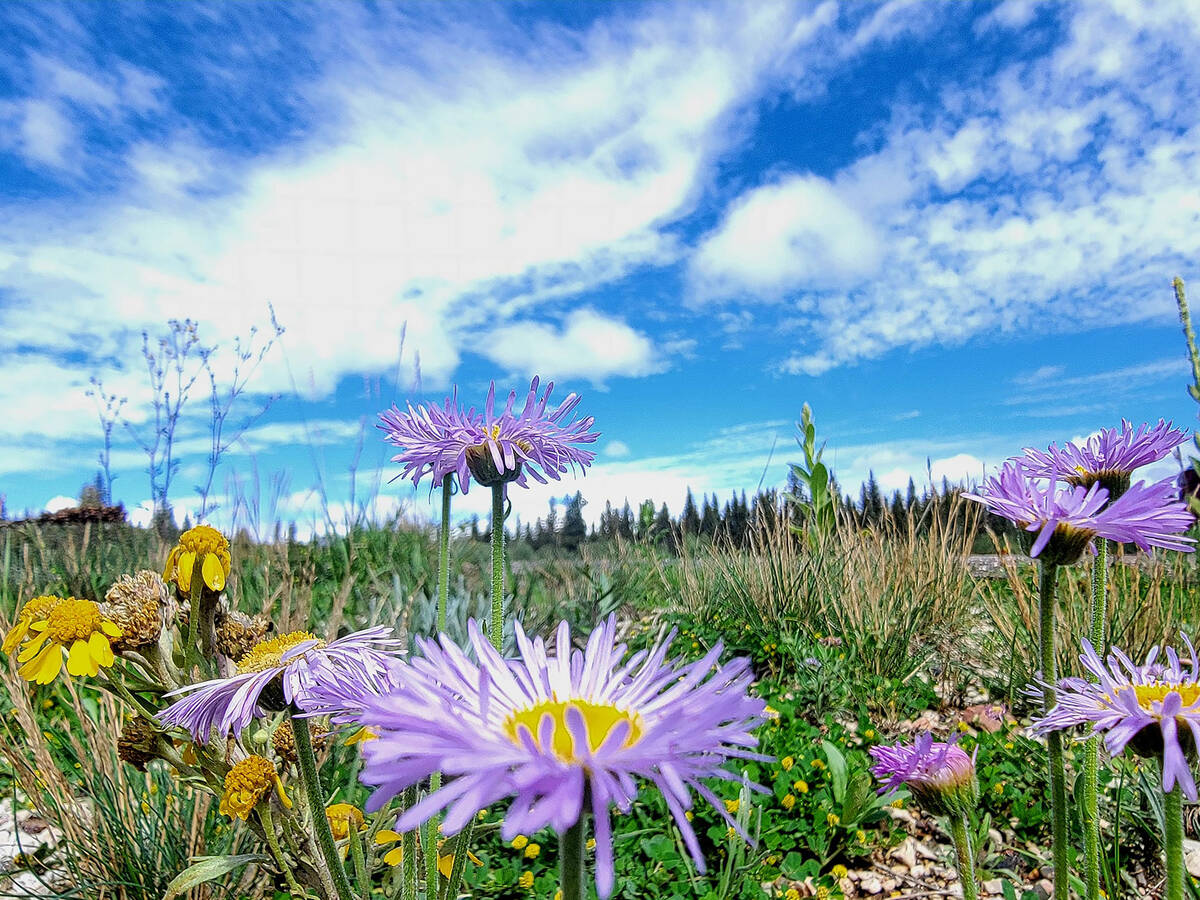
780 851 809 880
163 854 269 899
822 740 848 804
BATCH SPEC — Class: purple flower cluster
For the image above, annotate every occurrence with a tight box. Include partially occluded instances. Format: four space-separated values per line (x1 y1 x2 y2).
160 626 404 740
964 421 1194 564
378 376 598 493
1034 636 1200 800
354 617 765 898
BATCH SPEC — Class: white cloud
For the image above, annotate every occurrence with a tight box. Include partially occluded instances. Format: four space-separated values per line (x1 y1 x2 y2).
43 495 76 513
483 309 666 384
604 440 631 458
690 175 882 301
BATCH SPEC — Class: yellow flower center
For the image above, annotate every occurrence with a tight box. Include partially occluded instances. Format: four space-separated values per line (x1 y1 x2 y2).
219 755 290 820
1118 683 1200 711
237 631 324 674
45 600 103 643
502 699 643 762
178 524 229 555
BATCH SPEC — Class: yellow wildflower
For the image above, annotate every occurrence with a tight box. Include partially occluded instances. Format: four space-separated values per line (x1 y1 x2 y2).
781 756 795 771
16 598 122 683
511 835 529 850
832 864 848 878
3 595 65 654
163 525 231 595
524 842 541 860
781 793 796 811
826 812 840 827
586 838 596 850
794 780 809 793
325 803 365 840
375 830 479 875
811 758 826 770
864 729 875 740
219 755 291 820
519 871 535 889
785 890 801 900
725 798 740 814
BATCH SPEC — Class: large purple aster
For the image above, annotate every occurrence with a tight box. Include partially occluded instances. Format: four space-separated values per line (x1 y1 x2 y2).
160 627 404 740
355 617 765 899
378 376 598 493
964 461 1194 563
1020 420 1189 493
1033 636 1200 800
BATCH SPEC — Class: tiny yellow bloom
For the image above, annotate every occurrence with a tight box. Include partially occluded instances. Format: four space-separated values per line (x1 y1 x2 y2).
957 720 970 733
855 828 867 843
586 838 596 850
793 779 809 793
524 842 541 860
826 812 840 827
832 864 848 878
864 728 875 740
811 758 825 769
478 809 489 821
781 756 795 771
890 798 904 809
725 798 740 814
781 793 796 811
785 889 801 900
993 782 1005 795
511 835 529 850
219 755 291 820
766 854 779 865
1005 741 1015 750
685 810 693 821
519 871 535 889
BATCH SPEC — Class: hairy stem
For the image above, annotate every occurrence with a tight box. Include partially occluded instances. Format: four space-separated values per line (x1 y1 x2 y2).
349 824 370 900
292 712 356 900
490 484 505 650
438 474 452 635
1082 539 1109 900
1039 561 1070 900
260 801 307 899
185 552 205 673
559 816 588 900
441 819 475 900
949 815 979 900
1166 785 1185 900
401 786 418 900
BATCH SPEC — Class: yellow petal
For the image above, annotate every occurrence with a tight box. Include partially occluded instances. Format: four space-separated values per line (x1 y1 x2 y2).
2 621 29 654
67 640 94 677
178 552 196 592
163 546 180 581
21 645 61 684
274 775 293 809
383 847 404 867
17 632 51 663
101 620 123 637
438 854 454 879
202 553 225 591
375 830 402 844
89 632 115 667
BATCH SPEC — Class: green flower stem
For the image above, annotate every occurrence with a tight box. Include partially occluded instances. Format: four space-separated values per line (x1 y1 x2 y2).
441 819 475 900
1082 539 1109 900
185 552 205 672
260 801 307 899
291 712 356 900
949 815 979 900
1039 561 1070 900
349 825 370 900
1166 785 1185 900
490 484 505 650
438 473 452 635
559 816 588 900
427 474 452 896
401 786 418 900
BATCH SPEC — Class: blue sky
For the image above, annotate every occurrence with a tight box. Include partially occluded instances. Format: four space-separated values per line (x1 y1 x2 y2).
1 0 1198 535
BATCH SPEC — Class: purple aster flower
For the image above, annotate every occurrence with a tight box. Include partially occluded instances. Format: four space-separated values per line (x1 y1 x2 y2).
964 461 1194 565
160 627 404 741
1020 420 1189 496
869 733 979 817
1033 636 1200 800
379 376 599 493
355 617 765 899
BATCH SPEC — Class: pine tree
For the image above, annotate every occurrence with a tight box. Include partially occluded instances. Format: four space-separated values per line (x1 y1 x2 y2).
562 492 587 549
619 502 635 541
681 489 700 536
701 494 720 538
653 503 673 548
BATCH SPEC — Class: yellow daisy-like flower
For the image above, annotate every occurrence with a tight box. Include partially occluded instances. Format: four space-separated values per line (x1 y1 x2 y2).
374 830 479 876
163 525 231 595
524 842 541 860
3 595 66 655
16 598 122 684
218 755 291 821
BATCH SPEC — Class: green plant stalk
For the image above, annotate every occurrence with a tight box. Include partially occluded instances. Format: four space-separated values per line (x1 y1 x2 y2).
402 786 418 900
1082 539 1109 900
349 825 370 900
427 474 452 896
949 815 979 900
1039 561 1070 900
490 483 505 650
291 712 356 900
559 816 588 900
1166 785 1185 900
185 552 205 672
260 801 307 899
440 819 475 900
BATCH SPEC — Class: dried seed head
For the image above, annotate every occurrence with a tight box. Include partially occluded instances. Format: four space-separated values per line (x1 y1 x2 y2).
271 718 329 766
104 571 171 650
117 716 159 771
215 608 273 662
